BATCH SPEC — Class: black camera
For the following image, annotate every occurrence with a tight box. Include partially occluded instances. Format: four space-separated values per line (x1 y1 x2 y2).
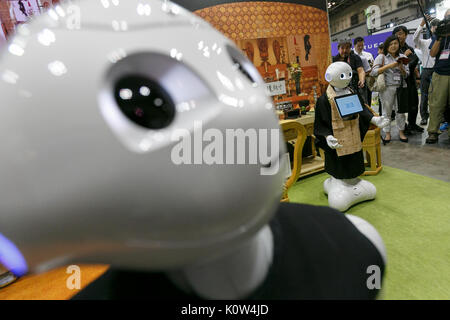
114 75 176 130
435 17 450 38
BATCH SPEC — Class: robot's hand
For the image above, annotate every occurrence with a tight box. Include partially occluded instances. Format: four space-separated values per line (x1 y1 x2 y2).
371 116 390 128
326 135 343 149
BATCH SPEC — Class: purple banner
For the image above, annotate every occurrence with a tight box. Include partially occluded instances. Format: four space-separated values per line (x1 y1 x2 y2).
331 31 391 59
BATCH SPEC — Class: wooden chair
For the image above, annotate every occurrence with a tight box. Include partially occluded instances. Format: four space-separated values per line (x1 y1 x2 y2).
314 105 383 176
362 127 382 175
362 105 383 175
280 121 307 202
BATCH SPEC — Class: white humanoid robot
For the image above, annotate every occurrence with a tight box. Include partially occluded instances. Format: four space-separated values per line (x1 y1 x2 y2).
315 62 390 212
0 0 386 299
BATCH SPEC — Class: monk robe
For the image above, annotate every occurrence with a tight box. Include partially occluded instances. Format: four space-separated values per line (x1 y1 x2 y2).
314 91 374 179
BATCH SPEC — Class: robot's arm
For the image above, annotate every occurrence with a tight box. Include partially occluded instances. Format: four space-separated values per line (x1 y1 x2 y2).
326 135 343 149
360 103 375 123
313 96 334 138
363 104 389 129
370 116 390 128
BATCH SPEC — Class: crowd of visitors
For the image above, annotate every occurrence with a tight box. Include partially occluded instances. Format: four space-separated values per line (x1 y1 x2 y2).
334 9 450 144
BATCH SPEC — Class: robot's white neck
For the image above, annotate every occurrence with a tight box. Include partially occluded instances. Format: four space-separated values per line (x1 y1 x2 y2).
333 86 352 96
167 225 274 299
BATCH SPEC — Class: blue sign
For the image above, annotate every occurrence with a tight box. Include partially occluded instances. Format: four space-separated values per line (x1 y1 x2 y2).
331 31 392 59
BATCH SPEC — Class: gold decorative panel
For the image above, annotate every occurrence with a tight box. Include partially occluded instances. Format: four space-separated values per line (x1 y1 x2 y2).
195 1 332 97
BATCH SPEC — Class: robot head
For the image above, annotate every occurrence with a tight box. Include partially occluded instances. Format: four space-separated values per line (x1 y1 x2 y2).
324 62 353 89
0 0 286 274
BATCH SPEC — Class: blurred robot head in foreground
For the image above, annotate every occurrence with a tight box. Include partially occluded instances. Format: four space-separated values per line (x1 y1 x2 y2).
0 0 285 275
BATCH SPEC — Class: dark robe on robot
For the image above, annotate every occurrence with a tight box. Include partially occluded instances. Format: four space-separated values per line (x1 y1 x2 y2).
314 92 374 179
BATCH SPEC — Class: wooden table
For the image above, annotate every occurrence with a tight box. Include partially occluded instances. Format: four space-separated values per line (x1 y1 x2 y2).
0 265 109 300
279 113 325 178
273 93 311 108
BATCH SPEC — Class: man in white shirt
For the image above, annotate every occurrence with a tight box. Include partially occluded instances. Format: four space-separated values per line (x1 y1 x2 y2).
414 17 438 125
353 37 375 106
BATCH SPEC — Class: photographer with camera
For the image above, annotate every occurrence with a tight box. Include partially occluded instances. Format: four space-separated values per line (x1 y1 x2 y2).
426 9 450 144
414 17 439 126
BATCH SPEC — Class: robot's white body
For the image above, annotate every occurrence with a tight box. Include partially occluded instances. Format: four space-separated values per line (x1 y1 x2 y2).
0 1 385 299
323 62 388 213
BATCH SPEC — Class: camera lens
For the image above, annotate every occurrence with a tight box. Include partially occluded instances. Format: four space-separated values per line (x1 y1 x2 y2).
114 75 176 129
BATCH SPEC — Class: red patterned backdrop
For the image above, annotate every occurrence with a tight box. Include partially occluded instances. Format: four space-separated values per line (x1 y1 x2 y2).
195 1 332 98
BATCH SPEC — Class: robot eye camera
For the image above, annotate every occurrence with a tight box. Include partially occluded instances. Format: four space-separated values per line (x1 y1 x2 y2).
0 0 286 274
114 74 176 130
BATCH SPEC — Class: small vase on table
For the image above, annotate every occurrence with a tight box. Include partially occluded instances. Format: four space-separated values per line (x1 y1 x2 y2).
295 76 301 95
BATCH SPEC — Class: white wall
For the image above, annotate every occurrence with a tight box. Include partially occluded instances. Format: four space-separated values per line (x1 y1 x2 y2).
330 0 419 36
436 0 450 19
373 17 422 34
330 1 420 40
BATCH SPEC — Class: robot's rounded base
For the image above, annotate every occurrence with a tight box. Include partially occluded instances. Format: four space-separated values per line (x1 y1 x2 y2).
324 177 377 212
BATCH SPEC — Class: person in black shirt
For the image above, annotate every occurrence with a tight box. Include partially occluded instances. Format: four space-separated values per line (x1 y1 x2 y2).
393 26 424 134
333 39 367 103
73 203 386 300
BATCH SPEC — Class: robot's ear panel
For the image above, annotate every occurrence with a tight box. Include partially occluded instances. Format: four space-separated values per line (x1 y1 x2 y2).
325 72 332 82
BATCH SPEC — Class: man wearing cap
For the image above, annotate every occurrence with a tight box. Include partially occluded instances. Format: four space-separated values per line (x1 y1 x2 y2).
333 39 367 104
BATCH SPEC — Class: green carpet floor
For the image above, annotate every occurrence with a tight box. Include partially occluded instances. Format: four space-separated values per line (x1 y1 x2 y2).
288 166 450 300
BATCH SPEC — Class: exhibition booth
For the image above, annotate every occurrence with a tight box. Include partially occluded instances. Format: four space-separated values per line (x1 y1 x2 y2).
0 0 448 301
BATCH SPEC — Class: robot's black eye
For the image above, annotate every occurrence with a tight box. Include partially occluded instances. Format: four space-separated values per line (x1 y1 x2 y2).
114 75 175 129
349 72 352 77
340 73 345 79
